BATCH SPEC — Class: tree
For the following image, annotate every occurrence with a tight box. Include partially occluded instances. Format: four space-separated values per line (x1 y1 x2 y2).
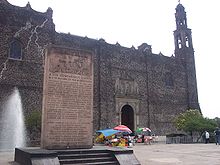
174 109 217 141
25 110 42 145
214 117 220 128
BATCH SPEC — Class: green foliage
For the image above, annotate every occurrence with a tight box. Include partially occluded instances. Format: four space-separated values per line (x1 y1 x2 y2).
25 111 42 132
214 117 220 128
174 109 217 134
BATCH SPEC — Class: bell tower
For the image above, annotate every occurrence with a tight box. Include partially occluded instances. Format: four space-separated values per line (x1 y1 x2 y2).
174 3 193 55
174 3 200 110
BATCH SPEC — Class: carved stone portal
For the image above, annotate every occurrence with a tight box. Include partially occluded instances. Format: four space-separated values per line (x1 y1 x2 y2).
115 98 140 131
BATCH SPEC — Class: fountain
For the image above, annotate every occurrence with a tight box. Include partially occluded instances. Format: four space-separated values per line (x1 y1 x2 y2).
0 87 26 149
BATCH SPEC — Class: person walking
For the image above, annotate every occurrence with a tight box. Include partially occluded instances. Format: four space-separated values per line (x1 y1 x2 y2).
205 131 210 144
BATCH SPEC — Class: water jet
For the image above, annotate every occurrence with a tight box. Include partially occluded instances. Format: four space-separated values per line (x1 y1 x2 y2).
0 87 26 149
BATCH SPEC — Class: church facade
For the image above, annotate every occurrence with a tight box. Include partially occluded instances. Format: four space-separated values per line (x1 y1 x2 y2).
0 0 200 136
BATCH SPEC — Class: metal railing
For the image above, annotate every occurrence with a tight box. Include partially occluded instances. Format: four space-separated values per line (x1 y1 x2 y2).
166 136 193 144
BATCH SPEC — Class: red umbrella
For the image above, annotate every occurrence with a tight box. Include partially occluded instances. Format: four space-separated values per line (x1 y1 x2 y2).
114 125 132 133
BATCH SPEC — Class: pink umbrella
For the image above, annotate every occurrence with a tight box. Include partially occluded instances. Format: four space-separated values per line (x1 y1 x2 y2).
142 127 151 132
113 125 132 133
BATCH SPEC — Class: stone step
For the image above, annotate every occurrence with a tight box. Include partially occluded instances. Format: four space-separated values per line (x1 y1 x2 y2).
59 156 115 164
61 161 119 165
56 149 110 155
58 152 111 159
56 149 121 165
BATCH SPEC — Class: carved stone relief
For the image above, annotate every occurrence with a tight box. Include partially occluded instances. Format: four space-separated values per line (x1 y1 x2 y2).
115 78 139 96
49 53 92 76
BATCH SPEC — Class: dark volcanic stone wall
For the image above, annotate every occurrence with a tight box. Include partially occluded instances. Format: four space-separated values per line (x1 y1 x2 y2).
0 1 54 143
0 1 199 139
147 55 188 134
0 1 54 114
99 45 148 129
95 45 189 134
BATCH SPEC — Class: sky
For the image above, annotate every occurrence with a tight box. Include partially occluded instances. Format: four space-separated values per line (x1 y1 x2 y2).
7 0 220 118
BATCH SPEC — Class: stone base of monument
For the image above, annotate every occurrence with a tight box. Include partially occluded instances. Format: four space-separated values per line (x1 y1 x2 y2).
14 148 59 165
14 146 140 165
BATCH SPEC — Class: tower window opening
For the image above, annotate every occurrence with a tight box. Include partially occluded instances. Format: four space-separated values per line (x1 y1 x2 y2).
9 39 22 60
178 38 182 49
164 72 174 87
185 36 189 47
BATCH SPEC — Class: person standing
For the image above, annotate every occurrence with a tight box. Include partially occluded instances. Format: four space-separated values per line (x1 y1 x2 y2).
214 127 220 145
205 131 210 144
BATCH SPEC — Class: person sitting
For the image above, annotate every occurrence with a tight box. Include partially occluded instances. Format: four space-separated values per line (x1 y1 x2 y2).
144 136 153 145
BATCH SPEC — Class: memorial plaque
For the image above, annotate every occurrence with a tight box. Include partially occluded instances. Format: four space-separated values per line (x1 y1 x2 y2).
41 45 93 149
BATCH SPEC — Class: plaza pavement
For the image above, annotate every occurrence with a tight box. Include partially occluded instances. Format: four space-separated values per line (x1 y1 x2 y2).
0 143 219 165
133 143 220 165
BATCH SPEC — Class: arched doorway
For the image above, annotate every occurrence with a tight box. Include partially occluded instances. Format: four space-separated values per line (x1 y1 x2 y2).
121 105 134 132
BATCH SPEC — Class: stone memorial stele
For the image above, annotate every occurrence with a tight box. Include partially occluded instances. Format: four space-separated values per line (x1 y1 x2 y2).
41 45 93 149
